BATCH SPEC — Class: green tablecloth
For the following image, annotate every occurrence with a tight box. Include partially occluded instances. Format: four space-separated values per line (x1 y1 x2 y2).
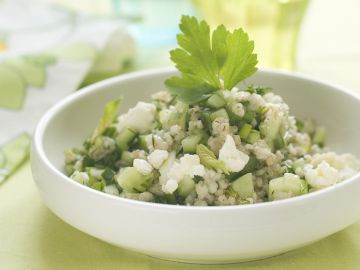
1 163 360 270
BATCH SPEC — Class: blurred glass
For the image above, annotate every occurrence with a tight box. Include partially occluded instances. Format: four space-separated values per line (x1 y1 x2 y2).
193 0 309 70
112 0 194 47
0 0 73 56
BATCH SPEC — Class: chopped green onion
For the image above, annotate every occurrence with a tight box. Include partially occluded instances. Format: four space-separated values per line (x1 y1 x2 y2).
116 128 137 151
210 108 229 121
206 93 226 109
239 123 252 140
247 130 260 144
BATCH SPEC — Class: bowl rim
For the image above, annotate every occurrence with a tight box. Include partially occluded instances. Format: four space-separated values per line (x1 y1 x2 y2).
32 67 360 211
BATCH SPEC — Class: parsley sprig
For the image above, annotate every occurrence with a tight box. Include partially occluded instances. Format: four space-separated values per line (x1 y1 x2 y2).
165 15 258 104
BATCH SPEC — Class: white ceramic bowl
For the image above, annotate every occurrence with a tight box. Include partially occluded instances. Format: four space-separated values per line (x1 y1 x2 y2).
31 68 360 264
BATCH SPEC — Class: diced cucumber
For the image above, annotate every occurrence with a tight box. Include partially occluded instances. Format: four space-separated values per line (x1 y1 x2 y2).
247 130 260 144
178 176 196 197
159 104 189 130
91 181 104 191
191 128 209 143
273 133 285 150
231 173 254 199
167 111 181 128
120 151 134 166
103 184 120 196
181 134 203 153
70 170 90 185
239 123 252 140
313 126 326 147
206 93 226 109
268 174 308 201
116 128 137 151
86 167 104 181
226 102 242 124
116 167 153 193
210 108 229 121
259 109 282 148
225 186 238 198
136 135 149 151
158 109 171 127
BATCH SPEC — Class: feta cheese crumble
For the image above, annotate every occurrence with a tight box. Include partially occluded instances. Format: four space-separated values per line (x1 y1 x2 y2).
117 102 156 134
167 154 205 181
133 159 153 175
219 135 249 172
147 150 169 169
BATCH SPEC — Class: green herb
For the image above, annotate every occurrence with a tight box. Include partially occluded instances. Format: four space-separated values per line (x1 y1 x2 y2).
196 144 229 174
239 123 252 140
91 98 122 143
101 168 115 185
165 15 257 104
296 119 304 131
246 85 272 95
313 126 326 147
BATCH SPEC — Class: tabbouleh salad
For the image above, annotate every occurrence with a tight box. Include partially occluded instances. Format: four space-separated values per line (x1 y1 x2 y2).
64 16 360 206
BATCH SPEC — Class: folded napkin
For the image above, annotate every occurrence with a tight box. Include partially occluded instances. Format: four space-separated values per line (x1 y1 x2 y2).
0 1 135 183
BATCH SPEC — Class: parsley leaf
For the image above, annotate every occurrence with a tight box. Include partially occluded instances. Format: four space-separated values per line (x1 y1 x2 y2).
165 15 258 104
221 28 258 90
212 24 230 69
166 74 217 104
